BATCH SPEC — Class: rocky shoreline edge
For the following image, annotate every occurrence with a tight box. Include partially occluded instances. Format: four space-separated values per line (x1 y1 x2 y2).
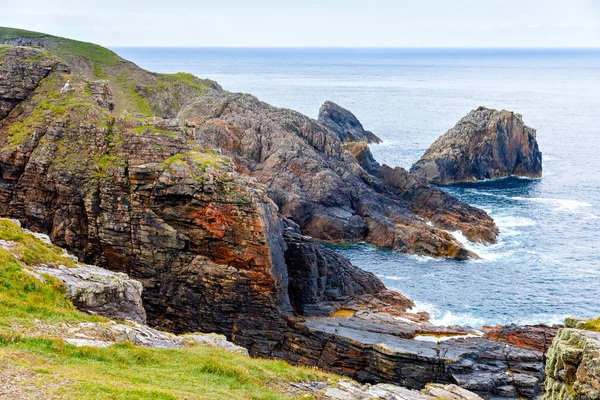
0 27 593 400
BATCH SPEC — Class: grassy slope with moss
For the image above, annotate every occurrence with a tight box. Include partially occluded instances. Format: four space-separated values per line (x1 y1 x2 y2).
0 219 331 399
0 26 220 117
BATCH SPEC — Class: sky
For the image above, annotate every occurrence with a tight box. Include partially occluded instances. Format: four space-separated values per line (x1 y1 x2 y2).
1 0 600 48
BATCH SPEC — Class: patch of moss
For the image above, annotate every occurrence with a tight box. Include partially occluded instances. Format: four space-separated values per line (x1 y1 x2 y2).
160 72 212 92
161 152 223 183
117 75 153 116
579 318 600 332
93 64 109 79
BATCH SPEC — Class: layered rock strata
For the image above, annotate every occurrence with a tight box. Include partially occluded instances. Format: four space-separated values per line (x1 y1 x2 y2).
411 106 542 184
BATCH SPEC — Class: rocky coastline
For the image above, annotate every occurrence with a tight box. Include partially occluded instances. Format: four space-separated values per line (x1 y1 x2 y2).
0 27 593 400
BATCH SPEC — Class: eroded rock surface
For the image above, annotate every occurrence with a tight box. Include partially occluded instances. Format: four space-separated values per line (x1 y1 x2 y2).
545 328 600 400
318 100 381 143
282 316 546 399
411 106 542 184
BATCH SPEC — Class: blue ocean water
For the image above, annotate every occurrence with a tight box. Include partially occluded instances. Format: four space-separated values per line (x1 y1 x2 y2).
113 47 600 327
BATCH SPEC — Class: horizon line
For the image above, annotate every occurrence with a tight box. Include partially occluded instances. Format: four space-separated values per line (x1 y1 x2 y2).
108 45 600 50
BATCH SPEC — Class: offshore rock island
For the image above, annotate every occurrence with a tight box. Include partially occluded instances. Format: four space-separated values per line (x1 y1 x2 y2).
1 27 596 400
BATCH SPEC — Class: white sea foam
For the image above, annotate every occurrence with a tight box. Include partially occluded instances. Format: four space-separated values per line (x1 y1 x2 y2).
511 196 598 216
376 274 408 281
494 215 536 228
448 230 511 261
411 301 486 327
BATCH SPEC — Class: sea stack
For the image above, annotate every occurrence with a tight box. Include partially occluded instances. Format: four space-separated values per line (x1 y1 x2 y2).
410 106 542 184
318 100 382 143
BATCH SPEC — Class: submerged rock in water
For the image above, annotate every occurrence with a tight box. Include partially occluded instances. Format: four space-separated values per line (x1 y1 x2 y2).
318 100 382 144
410 106 542 184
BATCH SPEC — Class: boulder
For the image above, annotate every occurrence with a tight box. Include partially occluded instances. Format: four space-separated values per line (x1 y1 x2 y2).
34 265 146 324
410 106 542 184
318 100 381 143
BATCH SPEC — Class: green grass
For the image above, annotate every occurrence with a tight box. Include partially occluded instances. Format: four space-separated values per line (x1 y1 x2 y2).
0 220 74 267
579 317 600 332
0 27 124 67
160 72 212 91
117 75 153 116
0 337 325 399
0 251 99 327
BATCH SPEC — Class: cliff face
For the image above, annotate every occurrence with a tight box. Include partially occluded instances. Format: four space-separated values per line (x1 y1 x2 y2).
545 327 600 400
411 106 542 184
0 29 544 398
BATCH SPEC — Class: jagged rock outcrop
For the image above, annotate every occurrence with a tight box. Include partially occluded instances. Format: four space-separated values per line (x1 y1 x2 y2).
283 225 413 316
89 80 114 111
318 100 381 143
411 106 542 184
180 91 494 257
379 164 498 243
35 265 146 324
545 328 600 400
0 46 66 119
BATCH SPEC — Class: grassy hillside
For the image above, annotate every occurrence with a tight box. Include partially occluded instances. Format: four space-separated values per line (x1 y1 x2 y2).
0 219 331 399
0 27 220 117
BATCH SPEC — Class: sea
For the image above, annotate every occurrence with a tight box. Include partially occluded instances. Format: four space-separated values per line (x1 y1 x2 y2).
113 47 600 328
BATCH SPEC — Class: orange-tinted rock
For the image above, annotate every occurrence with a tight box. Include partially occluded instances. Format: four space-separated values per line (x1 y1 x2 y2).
482 323 560 353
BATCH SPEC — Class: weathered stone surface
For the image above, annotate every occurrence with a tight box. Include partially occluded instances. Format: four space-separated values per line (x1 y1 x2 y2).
281 317 545 398
24 319 248 354
89 80 114 110
483 323 560 353
0 46 62 119
318 100 381 144
34 265 146 324
290 379 483 400
379 164 498 243
411 106 542 184
545 328 600 400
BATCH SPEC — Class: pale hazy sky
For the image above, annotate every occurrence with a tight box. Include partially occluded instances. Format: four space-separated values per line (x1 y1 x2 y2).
2 0 600 48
